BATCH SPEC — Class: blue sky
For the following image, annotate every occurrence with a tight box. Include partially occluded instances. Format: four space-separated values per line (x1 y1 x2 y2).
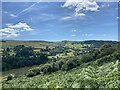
1 1 118 41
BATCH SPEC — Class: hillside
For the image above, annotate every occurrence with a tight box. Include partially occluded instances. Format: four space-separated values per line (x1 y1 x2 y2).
1 40 120 88
0 40 118 49
2 60 120 88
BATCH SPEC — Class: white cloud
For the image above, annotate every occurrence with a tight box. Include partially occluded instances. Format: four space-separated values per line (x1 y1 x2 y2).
71 34 76 37
4 11 9 14
4 11 18 18
0 22 33 38
103 34 107 36
0 28 19 38
101 3 110 8
10 14 17 17
107 4 110 7
59 13 86 21
30 18 33 21
62 0 99 16
101 5 104 8
82 33 93 36
6 23 13 26
60 16 72 21
117 16 120 19
72 29 77 32
8 22 33 31
6 33 19 38
75 13 86 17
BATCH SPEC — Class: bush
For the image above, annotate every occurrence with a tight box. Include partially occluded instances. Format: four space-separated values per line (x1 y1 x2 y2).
7 74 14 81
27 71 36 77
40 64 52 73
61 60 76 71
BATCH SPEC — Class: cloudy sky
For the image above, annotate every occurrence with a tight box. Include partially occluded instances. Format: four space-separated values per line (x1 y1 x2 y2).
1 0 118 41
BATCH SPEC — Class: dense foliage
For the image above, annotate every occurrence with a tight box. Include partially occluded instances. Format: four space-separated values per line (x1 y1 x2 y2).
2 45 48 71
2 60 120 88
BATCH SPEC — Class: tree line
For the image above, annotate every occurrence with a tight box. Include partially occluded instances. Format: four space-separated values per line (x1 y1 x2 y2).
2 45 48 71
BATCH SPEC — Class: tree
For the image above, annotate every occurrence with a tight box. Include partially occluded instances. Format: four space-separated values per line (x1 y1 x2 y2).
6 48 10 52
15 45 34 57
14 45 24 52
99 44 115 57
61 60 76 71
40 64 52 73
7 74 14 81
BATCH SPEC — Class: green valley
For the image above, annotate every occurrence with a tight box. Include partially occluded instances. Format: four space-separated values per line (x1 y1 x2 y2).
0 40 120 89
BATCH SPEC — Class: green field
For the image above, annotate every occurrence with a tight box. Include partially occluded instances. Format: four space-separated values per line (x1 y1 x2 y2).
65 43 91 50
2 66 35 77
2 65 39 81
0 40 58 49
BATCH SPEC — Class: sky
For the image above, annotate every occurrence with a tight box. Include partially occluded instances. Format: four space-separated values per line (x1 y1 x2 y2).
1 0 119 41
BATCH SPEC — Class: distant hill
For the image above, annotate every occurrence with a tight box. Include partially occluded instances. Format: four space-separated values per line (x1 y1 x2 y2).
83 40 118 48
0 40 118 49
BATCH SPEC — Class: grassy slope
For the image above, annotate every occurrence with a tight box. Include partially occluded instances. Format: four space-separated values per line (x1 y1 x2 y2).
0 40 58 49
2 66 37 77
2 60 119 88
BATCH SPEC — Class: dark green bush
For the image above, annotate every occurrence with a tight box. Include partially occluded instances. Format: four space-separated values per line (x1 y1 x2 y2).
27 71 36 77
7 74 14 81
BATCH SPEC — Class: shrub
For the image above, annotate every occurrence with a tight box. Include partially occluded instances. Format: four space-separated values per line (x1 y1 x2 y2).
27 71 36 77
7 74 14 81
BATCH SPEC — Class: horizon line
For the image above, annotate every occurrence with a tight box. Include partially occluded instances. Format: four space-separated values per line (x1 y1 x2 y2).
0 39 119 42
